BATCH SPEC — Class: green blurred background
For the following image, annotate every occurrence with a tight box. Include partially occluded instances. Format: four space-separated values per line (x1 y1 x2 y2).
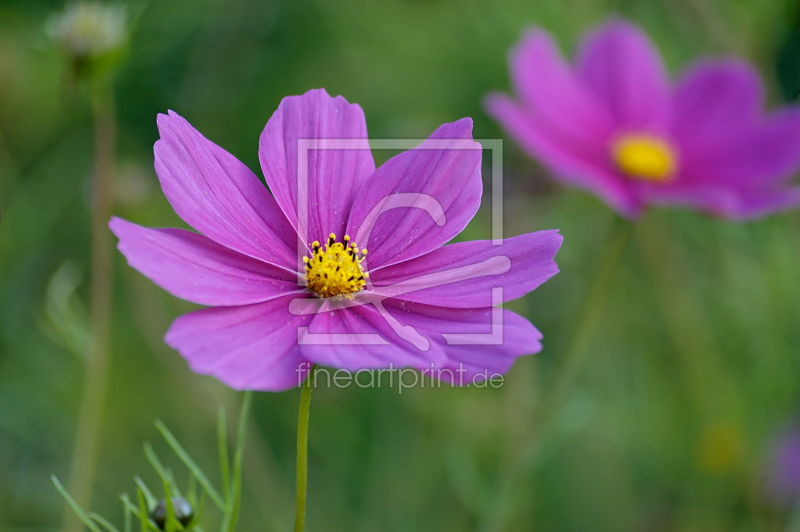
3 0 800 530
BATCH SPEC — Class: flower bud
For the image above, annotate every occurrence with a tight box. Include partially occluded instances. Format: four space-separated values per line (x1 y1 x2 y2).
151 497 194 530
47 2 127 76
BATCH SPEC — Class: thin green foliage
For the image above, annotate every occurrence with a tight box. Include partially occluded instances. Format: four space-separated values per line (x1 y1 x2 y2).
166 469 182 498
143 443 169 485
90 512 122 532
220 391 252 532
37 261 91 361
52 475 104 532
134 476 157 509
155 419 224 509
163 479 186 532
137 490 149 532
187 473 197 507
143 442 182 497
54 403 249 532
120 495 159 532
186 492 207 532
124 500 132 532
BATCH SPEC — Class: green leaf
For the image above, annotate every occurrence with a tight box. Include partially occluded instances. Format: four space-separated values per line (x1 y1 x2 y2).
38 261 91 360
137 490 148 532
185 491 206 532
143 443 169 483
163 480 185 532
123 497 132 532
166 469 182 498
187 473 197 507
120 494 159 532
134 477 157 510
154 419 224 509
90 512 122 532
220 391 252 532
51 475 103 532
143 443 182 498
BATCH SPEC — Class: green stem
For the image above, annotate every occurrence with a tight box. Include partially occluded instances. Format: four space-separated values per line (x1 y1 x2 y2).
62 77 116 532
538 214 633 421
294 365 316 532
637 216 744 459
478 215 633 532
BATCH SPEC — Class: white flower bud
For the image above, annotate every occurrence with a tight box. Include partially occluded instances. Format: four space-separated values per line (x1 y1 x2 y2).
47 2 127 59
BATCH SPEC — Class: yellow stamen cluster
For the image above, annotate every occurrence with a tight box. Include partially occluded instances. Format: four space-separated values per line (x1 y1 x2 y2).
304 233 368 298
612 134 677 182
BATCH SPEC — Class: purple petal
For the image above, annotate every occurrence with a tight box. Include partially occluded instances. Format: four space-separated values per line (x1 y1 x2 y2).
383 300 542 384
486 28 642 217
297 298 540 377
654 62 800 217
369 230 562 308
165 294 313 391
154 111 297 270
110 217 300 306
345 118 483 270
676 108 800 188
298 298 448 371
509 29 615 146
642 183 800 219
730 187 800 218
576 19 671 129
484 93 641 217
767 427 800 503
672 59 764 154
258 88 376 246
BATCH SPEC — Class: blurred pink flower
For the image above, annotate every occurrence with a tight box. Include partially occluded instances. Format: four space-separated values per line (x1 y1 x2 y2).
485 19 800 219
766 426 800 505
110 89 562 391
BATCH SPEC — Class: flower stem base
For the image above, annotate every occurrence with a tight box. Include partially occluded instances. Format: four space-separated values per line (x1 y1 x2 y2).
294 364 316 532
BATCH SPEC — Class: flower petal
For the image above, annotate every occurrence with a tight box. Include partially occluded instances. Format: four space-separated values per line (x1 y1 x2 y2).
484 94 641 217
672 59 764 154
298 298 448 371
509 29 615 145
369 230 562 308
641 184 800 219
258 88 376 246
110 217 300 306
346 118 483 270
676 108 800 187
165 294 313 391
729 187 800 218
650 62 800 215
154 111 297 270
383 300 542 384
576 19 671 129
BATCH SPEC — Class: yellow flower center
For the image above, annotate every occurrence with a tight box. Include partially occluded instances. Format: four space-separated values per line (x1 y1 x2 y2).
612 134 677 182
303 233 368 298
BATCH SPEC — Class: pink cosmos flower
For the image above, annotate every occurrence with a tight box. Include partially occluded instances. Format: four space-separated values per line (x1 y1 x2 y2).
110 89 562 391
485 19 800 219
